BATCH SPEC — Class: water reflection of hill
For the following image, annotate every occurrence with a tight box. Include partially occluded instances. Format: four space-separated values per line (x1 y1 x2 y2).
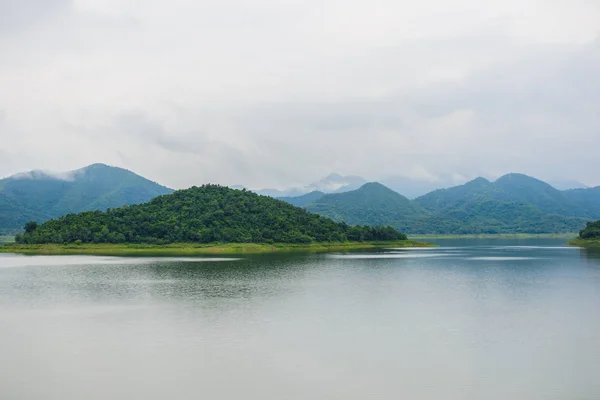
581 248 600 267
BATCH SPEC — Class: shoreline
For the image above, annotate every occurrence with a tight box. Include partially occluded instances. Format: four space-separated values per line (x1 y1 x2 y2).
0 240 433 256
567 239 600 249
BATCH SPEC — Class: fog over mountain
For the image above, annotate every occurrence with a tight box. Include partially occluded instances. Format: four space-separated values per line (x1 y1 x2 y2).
252 173 594 199
1 1 599 188
252 174 367 197
0 163 172 234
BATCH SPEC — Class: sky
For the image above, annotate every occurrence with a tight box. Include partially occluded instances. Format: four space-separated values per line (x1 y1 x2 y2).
0 0 599 190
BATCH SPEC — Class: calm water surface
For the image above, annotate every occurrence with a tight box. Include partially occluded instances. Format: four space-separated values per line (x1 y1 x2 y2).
1 239 599 399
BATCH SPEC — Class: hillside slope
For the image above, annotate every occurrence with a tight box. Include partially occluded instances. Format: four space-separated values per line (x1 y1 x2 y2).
305 182 432 232
412 174 591 234
0 164 173 234
16 185 407 244
300 176 591 234
412 173 592 233
563 187 600 218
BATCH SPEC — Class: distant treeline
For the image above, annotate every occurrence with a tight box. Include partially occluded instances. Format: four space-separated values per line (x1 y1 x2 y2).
15 185 407 245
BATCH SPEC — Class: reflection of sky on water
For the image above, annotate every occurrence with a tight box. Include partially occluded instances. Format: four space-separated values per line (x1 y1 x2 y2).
1 238 600 400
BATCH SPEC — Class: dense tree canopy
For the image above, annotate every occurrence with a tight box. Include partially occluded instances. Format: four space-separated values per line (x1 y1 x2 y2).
579 220 600 239
16 185 407 245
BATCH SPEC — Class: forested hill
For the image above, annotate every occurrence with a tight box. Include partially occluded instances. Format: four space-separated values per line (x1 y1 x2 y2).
280 176 598 234
0 164 173 234
305 182 429 231
16 185 407 245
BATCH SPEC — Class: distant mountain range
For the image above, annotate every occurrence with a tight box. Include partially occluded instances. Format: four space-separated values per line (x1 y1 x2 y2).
280 174 600 234
306 183 427 229
1 164 597 235
0 164 173 234
252 173 591 200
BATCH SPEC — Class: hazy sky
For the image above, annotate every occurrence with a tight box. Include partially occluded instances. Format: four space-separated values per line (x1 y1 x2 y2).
1 0 599 189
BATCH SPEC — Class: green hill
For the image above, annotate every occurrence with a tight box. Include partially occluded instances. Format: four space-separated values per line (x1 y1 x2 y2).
0 164 173 234
415 174 593 233
413 174 591 234
294 176 593 234
416 174 598 217
16 185 407 245
305 182 432 232
493 173 589 217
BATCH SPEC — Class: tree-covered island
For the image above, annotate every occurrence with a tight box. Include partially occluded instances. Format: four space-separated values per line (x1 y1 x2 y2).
3 185 428 255
569 220 600 248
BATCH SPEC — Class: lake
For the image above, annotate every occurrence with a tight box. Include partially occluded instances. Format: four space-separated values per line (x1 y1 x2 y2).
1 239 599 399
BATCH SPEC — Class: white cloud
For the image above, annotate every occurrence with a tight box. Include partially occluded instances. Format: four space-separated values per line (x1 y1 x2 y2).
0 0 599 188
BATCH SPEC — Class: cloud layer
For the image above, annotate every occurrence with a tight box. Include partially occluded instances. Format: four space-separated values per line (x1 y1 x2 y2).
1 0 599 189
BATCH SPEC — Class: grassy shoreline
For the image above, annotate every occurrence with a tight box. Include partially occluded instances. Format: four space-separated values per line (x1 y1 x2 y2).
568 238 600 249
0 240 433 256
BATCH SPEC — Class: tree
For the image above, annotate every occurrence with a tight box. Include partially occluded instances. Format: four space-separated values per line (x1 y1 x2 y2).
24 221 38 234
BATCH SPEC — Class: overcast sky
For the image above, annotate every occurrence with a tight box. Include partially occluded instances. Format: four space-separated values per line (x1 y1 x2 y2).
1 0 599 189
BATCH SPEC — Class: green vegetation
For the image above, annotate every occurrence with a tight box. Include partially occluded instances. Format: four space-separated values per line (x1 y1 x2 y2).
16 184 408 245
305 182 427 230
281 174 598 235
412 174 592 234
0 163 173 234
569 220 600 248
5 163 599 238
578 220 600 239
569 238 600 248
0 240 430 256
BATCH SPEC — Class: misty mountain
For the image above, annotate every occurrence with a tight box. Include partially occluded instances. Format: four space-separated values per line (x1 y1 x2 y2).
283 174 598 234
563 186 600 217
415 174 590 233
548 180 590 190
416 174 593 218
380 175 460 199
0 163 173 234
305 182 429 231
412 173 595 233
255 173 366 197
306 173 367 193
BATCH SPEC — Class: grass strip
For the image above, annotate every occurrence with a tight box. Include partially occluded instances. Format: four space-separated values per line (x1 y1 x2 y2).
0 240 433 256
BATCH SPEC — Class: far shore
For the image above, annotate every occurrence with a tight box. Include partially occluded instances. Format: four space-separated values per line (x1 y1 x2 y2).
409 233 578 239
0 240 433 256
